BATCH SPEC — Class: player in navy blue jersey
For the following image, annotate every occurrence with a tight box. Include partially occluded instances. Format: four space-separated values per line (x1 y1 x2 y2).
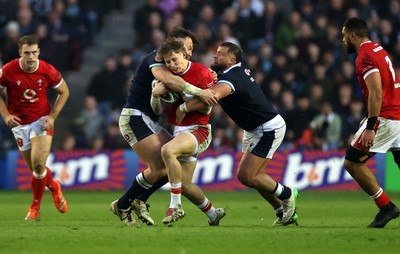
110 28 218 226
176 42 299 226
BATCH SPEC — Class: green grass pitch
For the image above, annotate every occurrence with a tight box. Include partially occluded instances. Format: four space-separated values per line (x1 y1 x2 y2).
1 190 400 254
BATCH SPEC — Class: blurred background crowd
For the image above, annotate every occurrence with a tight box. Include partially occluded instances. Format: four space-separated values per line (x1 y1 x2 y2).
1 0 400 157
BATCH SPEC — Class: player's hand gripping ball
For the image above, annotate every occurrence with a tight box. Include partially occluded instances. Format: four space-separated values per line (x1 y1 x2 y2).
152 79 179 104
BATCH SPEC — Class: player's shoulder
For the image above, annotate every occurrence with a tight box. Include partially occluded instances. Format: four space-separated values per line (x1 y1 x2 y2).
2 58 19 69
191 61 209 73
360 42 384 55
146 50 165 68
38 59 56 68
220 66 243 79
0 59 20 77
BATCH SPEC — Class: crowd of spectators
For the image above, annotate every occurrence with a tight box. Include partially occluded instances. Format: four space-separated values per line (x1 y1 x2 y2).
2 0 400 154
0 0 123 71
0 0 123 156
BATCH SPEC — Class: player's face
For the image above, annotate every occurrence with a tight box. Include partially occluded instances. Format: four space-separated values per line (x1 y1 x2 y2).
211 46 234 72
164 51 188 75
19 44 40 72
342 27 356 54
176 37 193 59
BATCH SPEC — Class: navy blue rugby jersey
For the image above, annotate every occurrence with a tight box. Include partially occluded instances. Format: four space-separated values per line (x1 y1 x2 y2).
217 63 278 131
124 50 165 121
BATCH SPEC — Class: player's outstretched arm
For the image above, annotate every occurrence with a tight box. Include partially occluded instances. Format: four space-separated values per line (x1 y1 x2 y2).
175 82 232 124
152 65 218 105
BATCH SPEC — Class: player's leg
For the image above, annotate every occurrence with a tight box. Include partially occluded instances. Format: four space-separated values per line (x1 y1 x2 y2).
238 116 298 223
180 160 226 226
12 124 39 220
132 131 172 224
254 187 298 226
344 147 399 228
127 130 171 225
160 131 197 225
117 113 168 208
21 134 52 220
236 152 297 218
249 156 284 222
112 112 170 226
19 149 41 220
345 118 400 228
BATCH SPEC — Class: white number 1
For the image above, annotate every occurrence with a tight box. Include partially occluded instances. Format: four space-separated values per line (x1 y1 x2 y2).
385 56 400 88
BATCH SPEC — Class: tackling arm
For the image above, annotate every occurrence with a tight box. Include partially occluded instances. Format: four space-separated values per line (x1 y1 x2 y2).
175 82 232 124
151 65 218 105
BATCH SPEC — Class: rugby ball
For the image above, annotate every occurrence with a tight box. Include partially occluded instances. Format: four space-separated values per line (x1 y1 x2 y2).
160 91 179 104
152 79 179 104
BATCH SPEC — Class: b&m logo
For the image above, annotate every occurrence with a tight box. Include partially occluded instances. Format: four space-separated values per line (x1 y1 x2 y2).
282 151 357 190
138 149 248 191
275 150 376 191
140 149 370 191
16 150 128 190
193 150 247 191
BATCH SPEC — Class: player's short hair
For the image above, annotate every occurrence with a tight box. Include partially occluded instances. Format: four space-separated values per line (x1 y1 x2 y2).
167 27 199 45
220 42 243 63
18 35 39 49
343 17 369 38
159 38 185 58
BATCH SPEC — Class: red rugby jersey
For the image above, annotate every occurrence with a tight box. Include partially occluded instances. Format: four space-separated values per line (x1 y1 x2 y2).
0 58 63 124
356 41 400 120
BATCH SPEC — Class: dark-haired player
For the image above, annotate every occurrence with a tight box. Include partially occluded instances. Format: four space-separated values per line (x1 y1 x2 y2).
110 27 218 226
176 42 299 226
341 17 400 228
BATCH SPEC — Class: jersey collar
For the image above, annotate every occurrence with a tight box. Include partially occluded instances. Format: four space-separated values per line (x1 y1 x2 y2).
223 62 242 74
19 58 39 73
360 40 372 48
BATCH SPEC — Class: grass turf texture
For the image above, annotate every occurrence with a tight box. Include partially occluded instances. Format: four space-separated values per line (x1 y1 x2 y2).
1 190 400 254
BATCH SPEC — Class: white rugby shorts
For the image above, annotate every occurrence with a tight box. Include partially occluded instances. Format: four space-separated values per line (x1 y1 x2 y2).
119 108 165 147
11 116 53 151
242 114 286 159
173 124 212 162
351 117 400 153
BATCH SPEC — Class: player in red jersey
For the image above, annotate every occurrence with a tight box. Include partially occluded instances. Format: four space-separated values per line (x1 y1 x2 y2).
0 35 69 220
342 17 400 228
151 39 225 226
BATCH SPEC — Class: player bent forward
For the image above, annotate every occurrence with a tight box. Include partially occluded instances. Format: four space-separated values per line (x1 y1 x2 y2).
177 42 299 226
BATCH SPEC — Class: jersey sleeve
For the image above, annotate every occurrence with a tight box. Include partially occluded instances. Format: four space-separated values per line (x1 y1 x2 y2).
0 68 5 89
217 73 235 93
197 68 214 89
148 51 165 70
358 51 379 81
46 63 63 88
0 64 10 89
